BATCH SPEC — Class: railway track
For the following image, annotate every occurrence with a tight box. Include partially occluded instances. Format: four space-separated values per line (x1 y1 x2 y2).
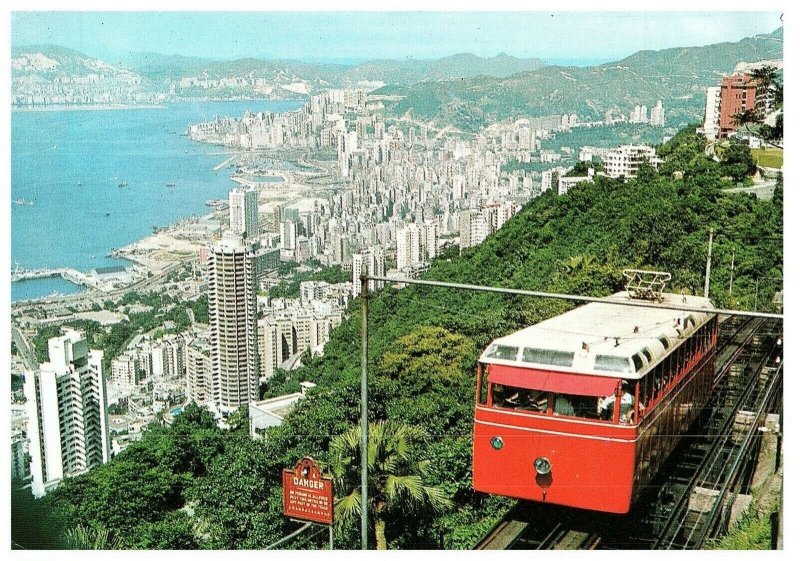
473 317 783 550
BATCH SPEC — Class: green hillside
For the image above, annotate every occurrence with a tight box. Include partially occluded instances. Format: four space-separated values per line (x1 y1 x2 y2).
378 28 784 130
18 127 782 550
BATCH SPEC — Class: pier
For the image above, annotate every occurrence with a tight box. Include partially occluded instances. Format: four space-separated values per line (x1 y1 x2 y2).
11 267 106 292
212 155 238 172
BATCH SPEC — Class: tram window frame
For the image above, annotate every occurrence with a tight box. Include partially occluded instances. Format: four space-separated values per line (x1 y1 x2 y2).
477 364 489 405
639 371 654 411
632 353 645 373
651 361 663 398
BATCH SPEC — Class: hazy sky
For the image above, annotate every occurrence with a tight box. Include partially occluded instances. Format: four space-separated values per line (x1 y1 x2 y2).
11 11 782 65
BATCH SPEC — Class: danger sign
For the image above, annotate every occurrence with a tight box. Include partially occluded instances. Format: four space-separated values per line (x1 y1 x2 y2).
282 457 334 525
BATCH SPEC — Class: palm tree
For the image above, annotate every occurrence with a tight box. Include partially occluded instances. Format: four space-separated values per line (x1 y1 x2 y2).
329 421 451 550
63 524 124 550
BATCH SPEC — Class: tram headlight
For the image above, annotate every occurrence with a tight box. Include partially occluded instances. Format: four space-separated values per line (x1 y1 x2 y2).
534 456 552 475
490 436 504 450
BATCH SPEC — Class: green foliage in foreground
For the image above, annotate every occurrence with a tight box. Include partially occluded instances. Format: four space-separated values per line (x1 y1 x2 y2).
15 127 782 550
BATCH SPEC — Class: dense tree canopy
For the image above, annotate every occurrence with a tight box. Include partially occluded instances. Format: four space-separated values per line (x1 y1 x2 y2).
16 125 782 550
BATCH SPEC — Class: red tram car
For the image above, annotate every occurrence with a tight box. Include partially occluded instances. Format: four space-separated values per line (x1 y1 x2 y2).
472 291 717 514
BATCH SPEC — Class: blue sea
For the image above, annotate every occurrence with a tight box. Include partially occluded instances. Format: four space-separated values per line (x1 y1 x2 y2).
11 100 301 301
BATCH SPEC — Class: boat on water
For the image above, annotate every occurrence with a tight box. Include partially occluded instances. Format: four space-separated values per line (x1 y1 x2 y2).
166 182 176 187
205 199 227 208
76 181 84 186
105 212 111 217
13 198 33 206
118 182 128 188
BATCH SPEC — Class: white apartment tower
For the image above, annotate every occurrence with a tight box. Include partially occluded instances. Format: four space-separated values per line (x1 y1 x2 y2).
229 187 259 239
458 210 489 249
396 224 422 271
24 329 110 498
650 100 666 127
208 231 260 413
352 248 385 296
603 145 662 179
699 86 722 140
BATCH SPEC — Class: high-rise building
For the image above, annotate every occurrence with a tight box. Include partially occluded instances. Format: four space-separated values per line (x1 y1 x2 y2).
352 248 385 296
229 187 259 239
396 224 421 270
185 338 213 405
24 329 110 497
650 100 666 127
541 167 566 193
699 86 722 139
458 210 489 249
718 73 758 138
281 220 298 251
208 231 260 413
422 222 439 261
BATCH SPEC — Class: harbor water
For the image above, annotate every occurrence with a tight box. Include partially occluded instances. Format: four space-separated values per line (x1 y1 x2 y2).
11 100 299 301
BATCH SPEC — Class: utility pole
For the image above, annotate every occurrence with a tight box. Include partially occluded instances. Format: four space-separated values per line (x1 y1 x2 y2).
704 229 713 298
359 274 369 550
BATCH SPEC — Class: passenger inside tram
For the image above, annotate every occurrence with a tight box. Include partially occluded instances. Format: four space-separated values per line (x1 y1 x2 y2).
597 382 639 423
491 385 549 412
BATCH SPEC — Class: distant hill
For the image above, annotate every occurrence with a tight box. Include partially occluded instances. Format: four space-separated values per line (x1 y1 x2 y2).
115 52 215 82
376 27 784 129
342 53 546 84
12 44 138 78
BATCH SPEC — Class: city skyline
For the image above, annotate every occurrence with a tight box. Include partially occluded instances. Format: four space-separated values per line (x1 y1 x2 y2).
11 11 782 65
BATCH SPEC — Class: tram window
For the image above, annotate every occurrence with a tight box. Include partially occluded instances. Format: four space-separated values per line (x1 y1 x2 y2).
486 345 519 361
521 348 574 367
658 336 671 351
594 354 632 374
642 348 654 364
632 353 645 373
491 384 549 413
640 372 653 410
553 393 602 419
478 366 489 405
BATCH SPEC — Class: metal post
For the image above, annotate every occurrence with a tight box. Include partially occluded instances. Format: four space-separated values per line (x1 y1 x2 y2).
754 278 759 312
329 525 334 550
359 274 369 550
704 229 713 298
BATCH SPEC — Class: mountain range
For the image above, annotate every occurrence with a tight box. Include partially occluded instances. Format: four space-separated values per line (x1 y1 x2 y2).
12 27 783 119
376 28 784 128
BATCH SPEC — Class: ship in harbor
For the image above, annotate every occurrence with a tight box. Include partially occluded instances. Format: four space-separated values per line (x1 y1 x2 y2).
13 198 34 206
166 182 176 187
118 181 129 188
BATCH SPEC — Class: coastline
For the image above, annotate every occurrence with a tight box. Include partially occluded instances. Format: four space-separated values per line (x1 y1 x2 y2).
12 103 167 113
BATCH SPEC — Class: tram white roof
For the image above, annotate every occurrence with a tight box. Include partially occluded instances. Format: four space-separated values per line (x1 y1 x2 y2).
480 291 714 380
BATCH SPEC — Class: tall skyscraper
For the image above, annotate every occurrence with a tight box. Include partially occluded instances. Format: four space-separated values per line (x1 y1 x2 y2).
208 231 260 413
352 248 385 296
24 329 110 497
229 187 259 239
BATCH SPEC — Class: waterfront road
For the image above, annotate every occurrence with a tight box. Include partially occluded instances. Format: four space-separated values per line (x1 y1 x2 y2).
11 260 186 316
12 325 38 370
